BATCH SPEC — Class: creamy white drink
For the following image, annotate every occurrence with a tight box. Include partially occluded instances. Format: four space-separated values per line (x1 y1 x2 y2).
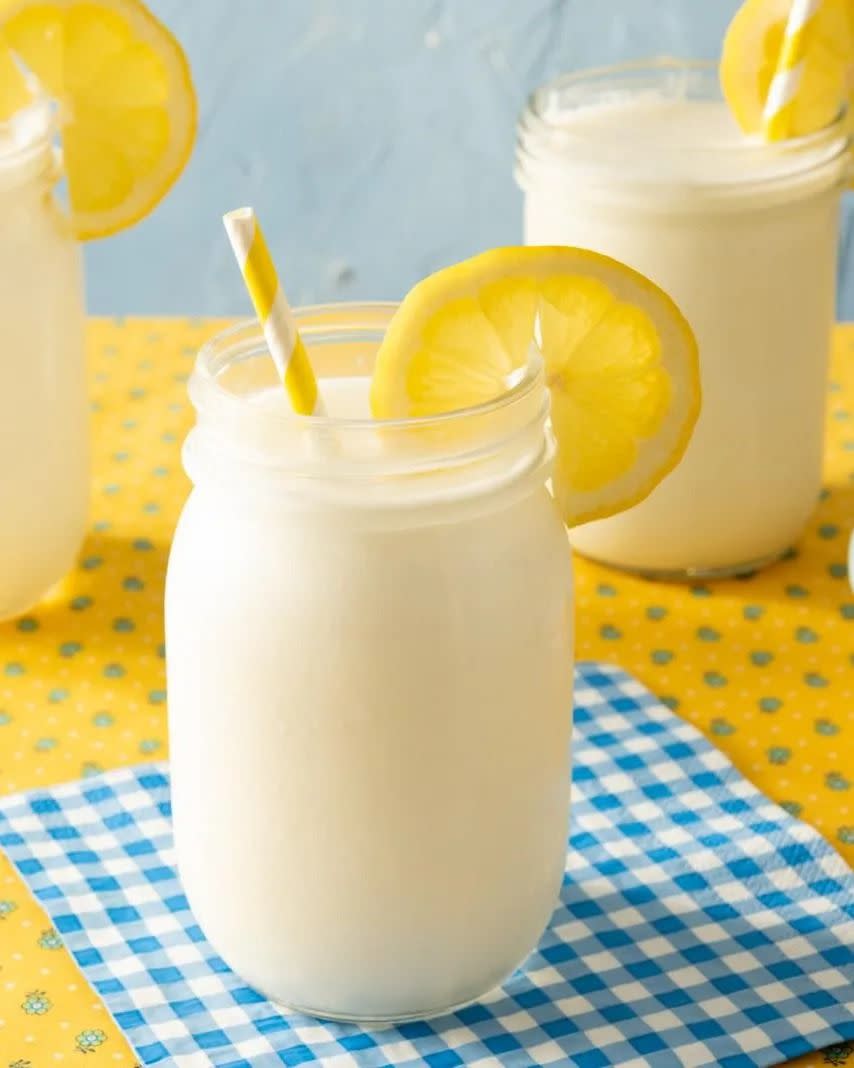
166 308 574 1021
0 101 87 619
518 61 849 576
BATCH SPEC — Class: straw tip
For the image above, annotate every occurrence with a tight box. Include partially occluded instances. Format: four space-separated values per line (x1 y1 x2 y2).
223 206 255 230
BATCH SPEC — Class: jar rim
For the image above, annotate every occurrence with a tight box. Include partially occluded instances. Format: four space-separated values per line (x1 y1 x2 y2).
516 57 850 194
192 301 544 431
0 95 56 179
186 302 551 494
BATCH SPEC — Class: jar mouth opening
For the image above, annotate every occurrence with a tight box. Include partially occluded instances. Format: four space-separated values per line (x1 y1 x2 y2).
187 303 552 495
193 302 544 430
517 57 850 192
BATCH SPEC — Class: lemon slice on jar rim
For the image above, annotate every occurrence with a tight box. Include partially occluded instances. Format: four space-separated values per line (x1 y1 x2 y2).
720 0 854 140
370 246 701 528
0 0 196 239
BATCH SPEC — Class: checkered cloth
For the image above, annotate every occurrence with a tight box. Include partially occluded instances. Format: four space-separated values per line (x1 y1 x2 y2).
0 663 852 1067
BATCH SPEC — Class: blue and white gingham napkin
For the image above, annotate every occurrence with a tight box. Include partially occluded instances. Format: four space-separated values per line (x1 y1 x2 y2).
0 662 852 1068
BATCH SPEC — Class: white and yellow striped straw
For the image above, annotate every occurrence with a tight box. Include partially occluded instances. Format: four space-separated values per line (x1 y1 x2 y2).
762 0 822 141
223 207 324 415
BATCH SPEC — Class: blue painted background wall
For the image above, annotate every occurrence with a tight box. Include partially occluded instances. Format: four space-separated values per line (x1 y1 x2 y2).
84 0 854 317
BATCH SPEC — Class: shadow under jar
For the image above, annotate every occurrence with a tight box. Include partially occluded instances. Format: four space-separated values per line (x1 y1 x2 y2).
165 303 574 1022
0 101 88 619
517 59 850 579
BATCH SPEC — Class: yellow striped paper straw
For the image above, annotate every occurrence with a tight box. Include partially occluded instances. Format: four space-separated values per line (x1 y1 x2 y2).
762 0 822 140
223 207 323 415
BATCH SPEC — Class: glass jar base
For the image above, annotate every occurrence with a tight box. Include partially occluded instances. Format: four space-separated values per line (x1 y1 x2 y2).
573 545 792 582
0 567 77 624
271 986 496 1027
262 948 533 1027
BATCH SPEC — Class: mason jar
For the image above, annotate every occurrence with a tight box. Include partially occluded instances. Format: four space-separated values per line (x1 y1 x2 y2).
517 59 850 578
0 99 88 619
166 304 574 1021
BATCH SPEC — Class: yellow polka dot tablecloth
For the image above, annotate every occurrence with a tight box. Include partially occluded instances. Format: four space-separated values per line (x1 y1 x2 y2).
0 318 852 1068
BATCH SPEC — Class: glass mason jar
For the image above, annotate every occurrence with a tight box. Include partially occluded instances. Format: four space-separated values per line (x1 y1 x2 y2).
0 100 88 619
166 304 574 1022
517 59 850 579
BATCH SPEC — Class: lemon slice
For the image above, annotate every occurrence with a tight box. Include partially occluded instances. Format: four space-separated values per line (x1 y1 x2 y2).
0 0 196 239
721 0 854 138
370 247 700 527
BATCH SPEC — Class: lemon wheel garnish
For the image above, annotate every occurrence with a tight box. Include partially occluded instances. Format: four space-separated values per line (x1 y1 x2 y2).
370 247 701 527
720 0 854 139
0 0 196 239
